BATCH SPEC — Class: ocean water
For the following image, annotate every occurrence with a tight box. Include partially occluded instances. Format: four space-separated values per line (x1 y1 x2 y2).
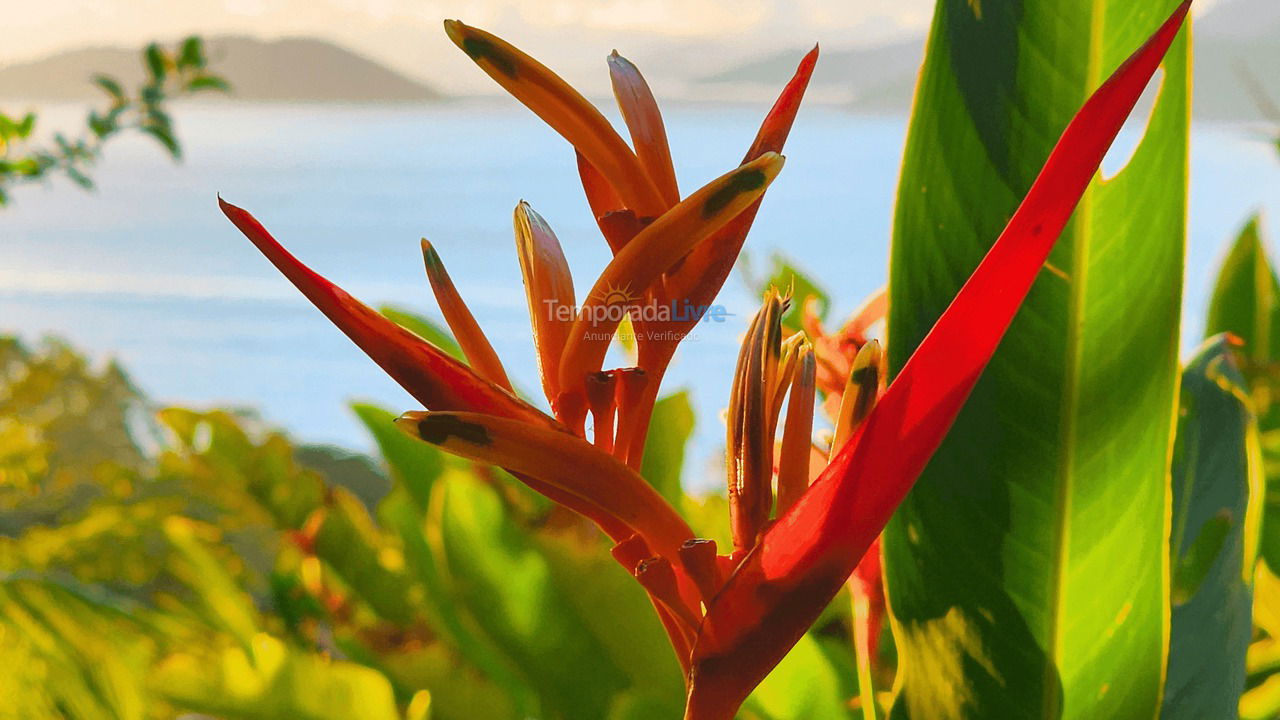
2 101 1278 487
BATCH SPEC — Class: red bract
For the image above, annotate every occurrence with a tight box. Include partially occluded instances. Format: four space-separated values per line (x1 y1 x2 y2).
221 4 1188 717
684 3 1191 716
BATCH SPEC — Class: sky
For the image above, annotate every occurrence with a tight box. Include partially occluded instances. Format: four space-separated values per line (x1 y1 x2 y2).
3 0 1235 94
4 0 940 93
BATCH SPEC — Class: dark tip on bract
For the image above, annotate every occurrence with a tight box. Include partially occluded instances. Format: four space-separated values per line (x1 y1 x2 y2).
420 239 443 272
702 168 767 219
461 36 518 78
417 414 492 446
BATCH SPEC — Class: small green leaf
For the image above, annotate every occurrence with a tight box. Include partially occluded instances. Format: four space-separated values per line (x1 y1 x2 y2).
379 306 466 361
352 402 444 511
141 125 181 159
91 75 125 103
141 84 164 105
66 167 94 190
16 112 35 138
177 36 205 70
747 252 829 333
87 111 114 139
15 157 43 176
186 74 230 93
143 43 167 82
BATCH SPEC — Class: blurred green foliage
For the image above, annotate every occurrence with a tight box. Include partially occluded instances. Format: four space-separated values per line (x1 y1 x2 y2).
0 36 229 207
0 321 859 719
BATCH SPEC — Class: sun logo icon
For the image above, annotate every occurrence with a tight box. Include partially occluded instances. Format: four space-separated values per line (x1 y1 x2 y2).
594 281 638 307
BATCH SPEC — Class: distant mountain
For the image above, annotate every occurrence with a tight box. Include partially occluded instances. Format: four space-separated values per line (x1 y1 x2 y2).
697 38 923 109
0 36 442 103
698 0 1280 122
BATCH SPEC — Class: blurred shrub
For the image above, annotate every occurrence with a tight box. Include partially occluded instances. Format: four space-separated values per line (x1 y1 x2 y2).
0 330 859 719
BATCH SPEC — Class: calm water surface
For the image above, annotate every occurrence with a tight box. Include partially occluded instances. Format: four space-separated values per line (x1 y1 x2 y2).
2 101 1277 487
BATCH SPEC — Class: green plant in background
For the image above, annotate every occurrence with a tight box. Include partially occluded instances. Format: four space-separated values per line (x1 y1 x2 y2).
1203 214 1280 719
0 327 856 720
0 36 228 206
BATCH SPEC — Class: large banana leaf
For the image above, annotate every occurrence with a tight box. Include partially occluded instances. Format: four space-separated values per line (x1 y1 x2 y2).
883 2 1190 718
1161 336 1261 719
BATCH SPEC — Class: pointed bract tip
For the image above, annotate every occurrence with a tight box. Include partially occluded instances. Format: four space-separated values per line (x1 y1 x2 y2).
749 151 786 180
607 50 633 69
420 239 444 272
393 411 426 435
442 19 466 45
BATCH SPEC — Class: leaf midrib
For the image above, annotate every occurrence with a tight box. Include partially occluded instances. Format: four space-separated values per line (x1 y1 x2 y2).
1043 1 1106 715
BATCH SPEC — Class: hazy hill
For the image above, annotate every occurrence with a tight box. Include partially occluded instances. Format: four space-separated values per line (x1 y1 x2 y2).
698 38 923 109
0 36 442 103
699 0 1280 121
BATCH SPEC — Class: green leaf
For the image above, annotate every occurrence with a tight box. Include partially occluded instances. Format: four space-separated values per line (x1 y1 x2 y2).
143 43 167 83
1161 336 1261 719
434 469 631 719
310 487 419 625
162 517 260 649
177 36 206 70
747 252 830 333
353 402 445 511
1202 216 1280 577
379 305 465 362
87 110 115 139
187 74 231 93
16 112 35 138
92 74 126 103
1206 215 1280 390
66 166 94 190
639 390 694 506
746 633 854 720
381 493 537 718
882 3 1189 719
141 124 181 159
534 534 685 717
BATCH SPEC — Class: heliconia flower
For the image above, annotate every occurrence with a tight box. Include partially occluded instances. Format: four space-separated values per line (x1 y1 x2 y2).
220 4 1189 718
222 19 814 675
446 18 819 467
